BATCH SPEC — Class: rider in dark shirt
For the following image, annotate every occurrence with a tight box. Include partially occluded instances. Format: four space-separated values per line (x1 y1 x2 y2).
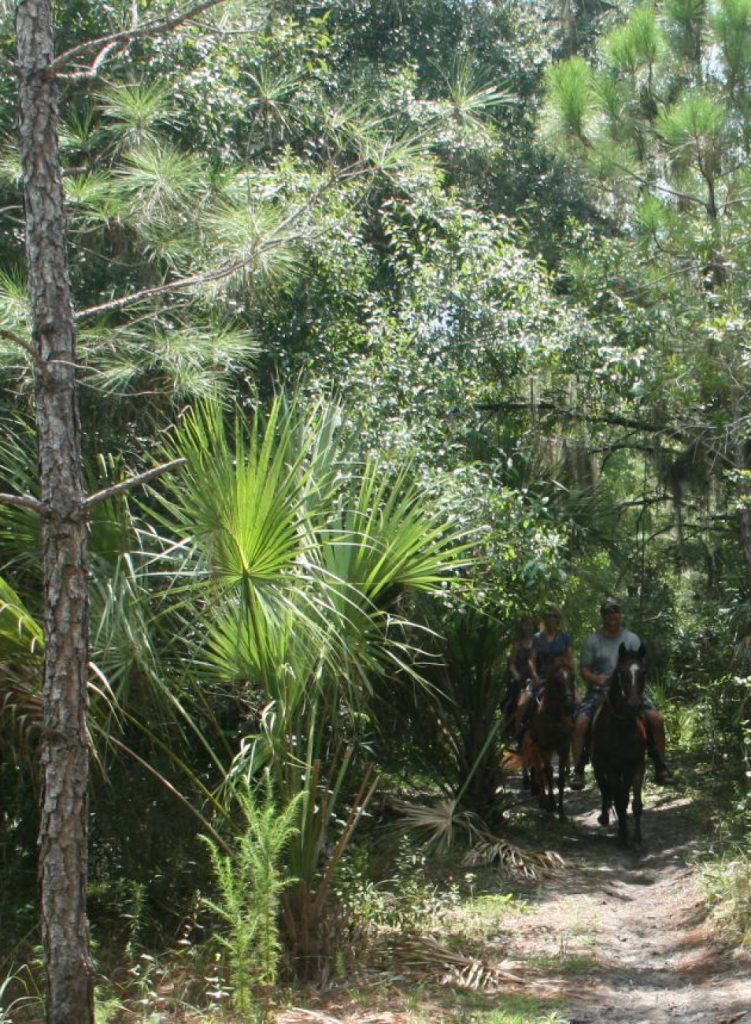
503 616 537 723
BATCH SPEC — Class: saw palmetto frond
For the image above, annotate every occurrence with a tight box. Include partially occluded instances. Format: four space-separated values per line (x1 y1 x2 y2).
388 934 522 989
463 837 566 878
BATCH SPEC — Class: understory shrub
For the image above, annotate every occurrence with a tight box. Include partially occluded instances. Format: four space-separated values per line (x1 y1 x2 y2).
202 773 302 1018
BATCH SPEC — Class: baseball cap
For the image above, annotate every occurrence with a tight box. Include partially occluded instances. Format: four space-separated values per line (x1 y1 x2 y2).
600 597 621 612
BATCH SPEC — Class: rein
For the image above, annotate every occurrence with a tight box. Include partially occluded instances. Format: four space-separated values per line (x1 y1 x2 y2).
605 669 644 722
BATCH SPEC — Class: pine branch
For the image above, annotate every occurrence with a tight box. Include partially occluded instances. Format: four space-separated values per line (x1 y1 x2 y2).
52 0 231 70
0 327 36 361
57 42 124 82
76 260 249 320
76 175 339 321
0 493 45 513
475 399 687 438
84 458 186 508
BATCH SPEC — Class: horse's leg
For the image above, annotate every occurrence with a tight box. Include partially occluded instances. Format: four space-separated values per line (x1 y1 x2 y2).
544 760 555 812
613 773 630 848
632 761 645 845
535 761 548 808
592 760 609 826
557 747 568 817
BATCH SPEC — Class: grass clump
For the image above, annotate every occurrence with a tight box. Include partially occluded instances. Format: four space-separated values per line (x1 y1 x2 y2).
699 845 751 944
461 991 566 1023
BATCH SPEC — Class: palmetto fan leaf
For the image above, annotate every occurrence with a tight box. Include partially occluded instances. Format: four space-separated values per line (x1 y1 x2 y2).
205 602 319 723
442 53 510 130
245 65 302 142
154 398 328 600
335 458 471 603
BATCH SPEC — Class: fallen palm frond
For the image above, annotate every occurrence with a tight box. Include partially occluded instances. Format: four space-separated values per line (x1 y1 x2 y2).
392 797 565 879
388 934 522 990
463 835 565 878
275 1010 341 1024
391 797 485 848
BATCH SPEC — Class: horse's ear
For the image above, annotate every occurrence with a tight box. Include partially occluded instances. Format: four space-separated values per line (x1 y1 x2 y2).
617 642 628 662
638 642 647 660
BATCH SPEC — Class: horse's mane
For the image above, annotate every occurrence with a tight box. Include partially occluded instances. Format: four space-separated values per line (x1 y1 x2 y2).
607 643 647 705
543 657 572 708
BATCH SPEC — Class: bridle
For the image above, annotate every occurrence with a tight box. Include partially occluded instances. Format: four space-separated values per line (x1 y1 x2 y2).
606 659 645 720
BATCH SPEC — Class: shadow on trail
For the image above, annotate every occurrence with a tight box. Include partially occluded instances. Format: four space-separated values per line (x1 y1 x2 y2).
503 776 751 1024
504 777 707 905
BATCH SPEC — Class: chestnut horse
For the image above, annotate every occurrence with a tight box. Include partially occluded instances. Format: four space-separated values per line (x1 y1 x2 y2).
521 658 575 816
591 642 648 848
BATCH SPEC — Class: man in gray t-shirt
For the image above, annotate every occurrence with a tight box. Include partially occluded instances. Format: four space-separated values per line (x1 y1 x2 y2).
570 597 673 790
579 625 642 686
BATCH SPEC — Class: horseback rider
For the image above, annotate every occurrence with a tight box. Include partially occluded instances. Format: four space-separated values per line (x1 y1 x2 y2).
570 597 675 790
503 616 538 726
515 605 575 743
532 604 574 684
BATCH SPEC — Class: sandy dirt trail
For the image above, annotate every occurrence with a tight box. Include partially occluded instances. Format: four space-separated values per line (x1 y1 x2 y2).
502 785 750 1024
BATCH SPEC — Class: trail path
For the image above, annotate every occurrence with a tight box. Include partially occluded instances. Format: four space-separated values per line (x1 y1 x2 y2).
501 784 750 1024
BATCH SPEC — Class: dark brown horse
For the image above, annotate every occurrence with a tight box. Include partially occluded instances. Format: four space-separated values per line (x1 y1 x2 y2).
591 643 648 848
522 658 575 816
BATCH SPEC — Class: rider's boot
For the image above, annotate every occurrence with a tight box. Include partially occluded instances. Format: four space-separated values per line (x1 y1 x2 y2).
570 755 586 790
643 715 675 785
650 751 675 785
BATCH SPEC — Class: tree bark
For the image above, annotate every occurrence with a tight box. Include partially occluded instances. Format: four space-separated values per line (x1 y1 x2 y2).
15 3 94 1023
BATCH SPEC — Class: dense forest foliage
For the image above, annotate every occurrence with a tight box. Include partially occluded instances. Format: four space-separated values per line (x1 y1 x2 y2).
0 1 749 1021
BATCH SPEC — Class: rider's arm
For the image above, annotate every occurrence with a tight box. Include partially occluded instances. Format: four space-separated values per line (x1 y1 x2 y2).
509 650 521 683
580 664 608 686
529 646 540 684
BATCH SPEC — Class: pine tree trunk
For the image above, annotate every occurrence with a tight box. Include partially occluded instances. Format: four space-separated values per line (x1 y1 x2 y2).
15 3 94 1023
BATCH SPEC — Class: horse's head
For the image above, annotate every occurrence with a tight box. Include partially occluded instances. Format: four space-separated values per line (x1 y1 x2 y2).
610 642 647 712
546 656 574 701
